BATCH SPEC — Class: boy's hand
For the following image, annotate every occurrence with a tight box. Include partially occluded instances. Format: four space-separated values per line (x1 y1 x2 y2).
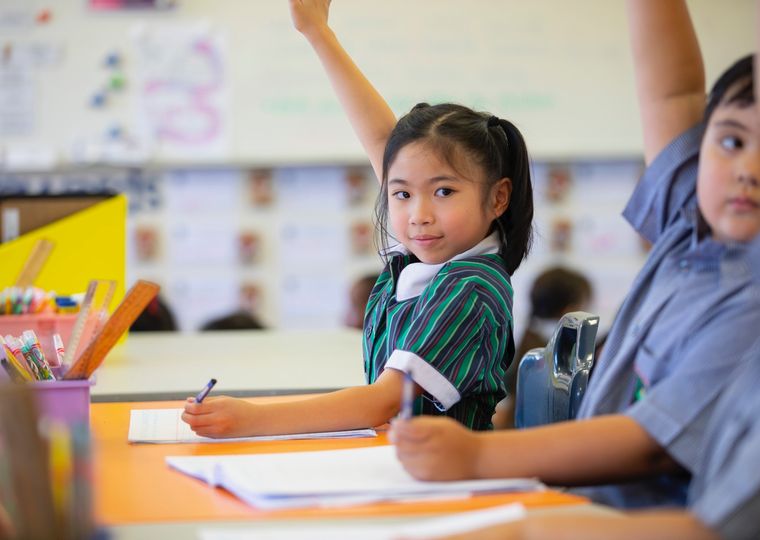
289 0 332 39
181 396 258 438
390 416 481 481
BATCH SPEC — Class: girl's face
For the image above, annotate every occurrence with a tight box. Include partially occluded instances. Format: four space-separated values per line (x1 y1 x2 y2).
698 100 760 243
386 141 510 264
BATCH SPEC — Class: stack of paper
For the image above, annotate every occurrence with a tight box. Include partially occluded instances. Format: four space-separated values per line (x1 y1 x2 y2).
199 502 526 539
167 445 543 509
128 409 376 444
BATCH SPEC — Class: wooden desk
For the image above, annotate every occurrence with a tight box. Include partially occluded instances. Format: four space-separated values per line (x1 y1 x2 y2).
92 400 586 527
92 330 366 402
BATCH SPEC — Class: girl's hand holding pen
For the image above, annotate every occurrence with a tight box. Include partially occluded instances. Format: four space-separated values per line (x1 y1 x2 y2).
390 416 482 481
181 396 259 439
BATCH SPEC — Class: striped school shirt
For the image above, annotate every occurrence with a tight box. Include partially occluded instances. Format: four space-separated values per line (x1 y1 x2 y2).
362 235 514 431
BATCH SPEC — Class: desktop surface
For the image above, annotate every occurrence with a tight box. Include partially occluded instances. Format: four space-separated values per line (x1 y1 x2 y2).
92 399 586 526
92 330 366 402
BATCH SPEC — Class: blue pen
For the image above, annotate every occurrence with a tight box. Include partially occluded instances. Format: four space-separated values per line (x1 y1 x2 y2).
195 378 217 403
400 371 414 420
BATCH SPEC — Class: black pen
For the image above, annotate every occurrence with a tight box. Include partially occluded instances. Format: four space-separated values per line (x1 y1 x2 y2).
195 378 217 403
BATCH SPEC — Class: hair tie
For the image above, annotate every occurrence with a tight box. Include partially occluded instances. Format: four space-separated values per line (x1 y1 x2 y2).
487 115 501 128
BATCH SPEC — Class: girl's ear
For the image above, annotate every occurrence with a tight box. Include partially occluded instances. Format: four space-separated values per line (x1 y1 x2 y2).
491 177 512 218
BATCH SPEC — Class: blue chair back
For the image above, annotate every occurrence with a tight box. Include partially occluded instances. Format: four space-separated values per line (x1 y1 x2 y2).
514 311 600 429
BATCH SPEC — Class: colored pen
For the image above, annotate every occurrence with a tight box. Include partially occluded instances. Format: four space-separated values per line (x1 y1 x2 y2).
22 330 55 380
400 371 414 420
52 333 66 368
195 378 217 403
6 336 40 380
0 336 33 381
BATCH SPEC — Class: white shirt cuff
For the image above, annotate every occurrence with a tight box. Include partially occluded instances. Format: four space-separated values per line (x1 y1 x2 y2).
385 349 461 410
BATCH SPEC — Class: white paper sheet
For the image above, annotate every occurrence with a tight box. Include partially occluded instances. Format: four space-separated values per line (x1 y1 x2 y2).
167 445 543 509
199 502 526 539
129 409 376 444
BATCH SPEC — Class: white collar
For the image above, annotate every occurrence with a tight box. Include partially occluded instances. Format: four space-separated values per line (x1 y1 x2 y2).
392 232 501 302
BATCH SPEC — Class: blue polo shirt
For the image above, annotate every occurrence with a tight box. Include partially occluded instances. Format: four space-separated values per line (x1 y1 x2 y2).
576 124 760 508
689 337 760 540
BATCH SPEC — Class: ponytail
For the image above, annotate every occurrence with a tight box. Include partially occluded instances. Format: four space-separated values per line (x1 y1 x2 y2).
490 118 533 275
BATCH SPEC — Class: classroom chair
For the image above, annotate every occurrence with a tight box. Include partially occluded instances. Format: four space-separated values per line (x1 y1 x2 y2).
514 311 600 429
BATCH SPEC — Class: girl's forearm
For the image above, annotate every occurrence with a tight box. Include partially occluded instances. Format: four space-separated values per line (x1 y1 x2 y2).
248 383 400 435
473 415 676 485
303 26 397 180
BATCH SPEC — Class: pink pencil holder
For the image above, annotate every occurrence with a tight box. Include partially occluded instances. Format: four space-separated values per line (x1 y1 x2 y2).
29 378 93 427
0 314 77 362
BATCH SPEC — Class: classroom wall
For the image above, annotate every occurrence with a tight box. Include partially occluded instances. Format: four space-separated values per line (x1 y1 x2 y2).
0 160 646 338
0 0 753 168
0 0 753 340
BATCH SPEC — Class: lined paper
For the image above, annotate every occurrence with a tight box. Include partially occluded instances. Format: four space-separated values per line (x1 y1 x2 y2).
128 408 376 444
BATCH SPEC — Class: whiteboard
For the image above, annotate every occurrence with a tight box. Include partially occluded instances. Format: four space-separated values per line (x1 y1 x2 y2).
0 0 753 167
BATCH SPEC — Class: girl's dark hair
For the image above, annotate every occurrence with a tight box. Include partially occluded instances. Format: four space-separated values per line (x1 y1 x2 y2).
374 103 534 275
705 54 755 122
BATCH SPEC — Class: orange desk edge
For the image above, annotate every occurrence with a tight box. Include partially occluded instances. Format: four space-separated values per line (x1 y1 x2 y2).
92 400 587 525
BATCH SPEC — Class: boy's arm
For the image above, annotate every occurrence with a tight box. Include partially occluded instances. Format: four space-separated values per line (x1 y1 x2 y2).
392 415 678 485
289 0 397 181
625 0 706 164
182 368 416 437
437 512 719 540
474 415 678 485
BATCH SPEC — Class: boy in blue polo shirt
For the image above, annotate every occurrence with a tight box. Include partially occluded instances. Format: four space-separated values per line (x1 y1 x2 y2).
391 0 760 511
415 338 760 540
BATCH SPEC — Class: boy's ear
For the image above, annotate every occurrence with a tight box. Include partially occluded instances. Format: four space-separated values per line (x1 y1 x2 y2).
492 177 512 217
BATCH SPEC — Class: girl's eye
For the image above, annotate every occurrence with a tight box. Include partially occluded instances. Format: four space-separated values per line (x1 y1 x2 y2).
435 187 454 197
720 135 743 151
392 191 410 200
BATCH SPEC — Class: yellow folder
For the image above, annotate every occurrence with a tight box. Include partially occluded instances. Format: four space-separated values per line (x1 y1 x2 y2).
0 194 126 305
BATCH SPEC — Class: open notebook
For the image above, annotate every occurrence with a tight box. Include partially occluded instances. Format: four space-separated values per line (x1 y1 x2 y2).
128 409 376 444
167 445 544 509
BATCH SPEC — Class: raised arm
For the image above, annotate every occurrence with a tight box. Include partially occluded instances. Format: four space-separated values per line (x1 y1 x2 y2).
756 0 760 116
289 0 397 181
625 0 706 164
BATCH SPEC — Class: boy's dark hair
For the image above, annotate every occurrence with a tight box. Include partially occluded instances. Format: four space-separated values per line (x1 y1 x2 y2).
705 54 755 122
375 103 534 275
529 267 592 319
130 296 177 332
200 310 265 331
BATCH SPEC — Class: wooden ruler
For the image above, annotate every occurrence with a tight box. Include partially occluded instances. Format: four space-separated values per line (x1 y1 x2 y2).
15 238 54 287
63 280 159 380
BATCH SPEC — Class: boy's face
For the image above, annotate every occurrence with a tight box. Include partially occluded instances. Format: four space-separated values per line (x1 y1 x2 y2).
386 141 510 264
698 101 760 243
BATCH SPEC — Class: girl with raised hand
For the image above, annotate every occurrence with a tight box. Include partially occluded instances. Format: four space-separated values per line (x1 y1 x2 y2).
182 1 534 436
